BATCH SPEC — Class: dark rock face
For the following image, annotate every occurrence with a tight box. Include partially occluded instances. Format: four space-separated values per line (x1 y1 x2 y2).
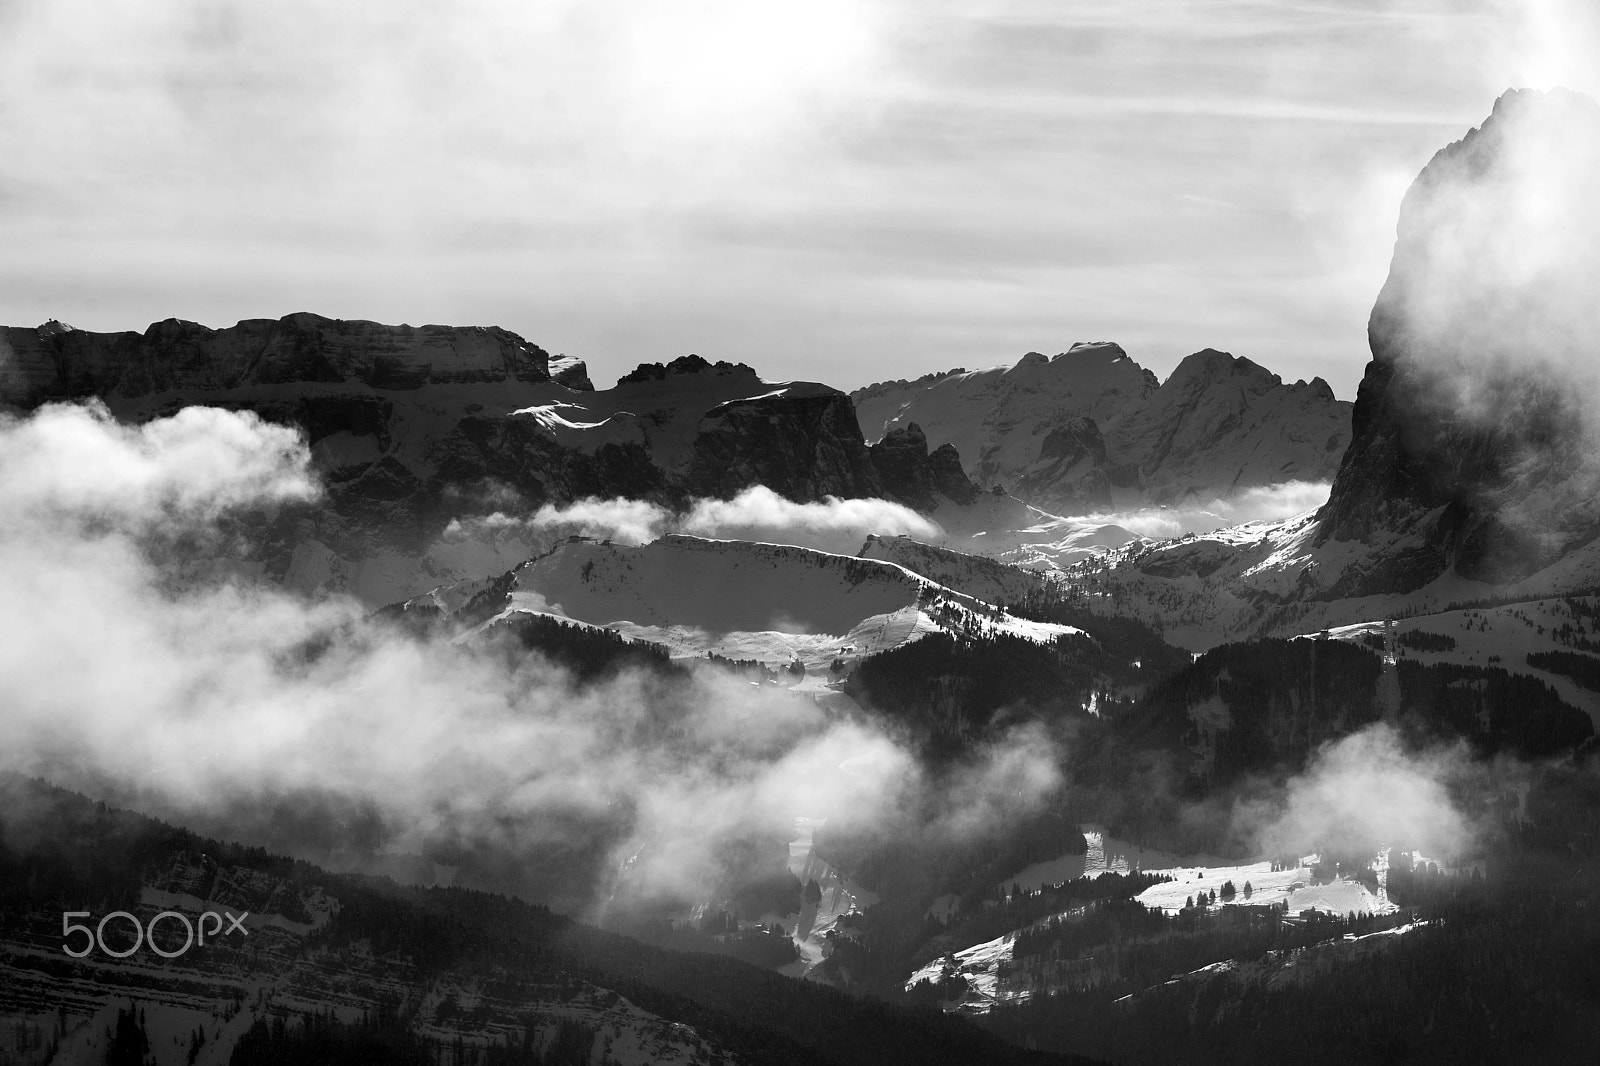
0 312 580 404
689 391 886 503
1317 88 1600 594
867 423 982 511
1014 416 1113 512
617 353 751 385
928 443 981 506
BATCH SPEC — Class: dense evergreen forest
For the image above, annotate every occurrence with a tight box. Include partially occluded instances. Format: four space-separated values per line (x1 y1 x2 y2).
984 843 1600 1063
844 630 1102 758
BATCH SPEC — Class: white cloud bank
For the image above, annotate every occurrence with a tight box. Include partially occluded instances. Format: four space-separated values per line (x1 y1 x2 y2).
1064 480 1333 541
449 485 945 557
0 402 1046 917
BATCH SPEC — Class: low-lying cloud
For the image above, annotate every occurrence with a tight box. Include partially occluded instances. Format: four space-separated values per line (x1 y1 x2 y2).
1248 724 1475 862
454 484 945 557
0 400 319 525
0 402 1045 919
1065 480 1332 541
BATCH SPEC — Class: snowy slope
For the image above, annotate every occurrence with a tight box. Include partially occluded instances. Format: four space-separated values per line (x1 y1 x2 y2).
475 535 1084 682
857 534 1048 605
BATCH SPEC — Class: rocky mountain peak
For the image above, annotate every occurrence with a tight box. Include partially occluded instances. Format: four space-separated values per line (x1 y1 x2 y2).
870 421 982 509
617 353 759 386
1172 347 1253 377
1098 347 1350 507
1063 340 1132 361
1317 87 1600 592
1005 342 1142 380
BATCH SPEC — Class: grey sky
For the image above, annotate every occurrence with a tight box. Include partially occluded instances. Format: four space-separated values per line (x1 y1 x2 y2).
2 1 1595 395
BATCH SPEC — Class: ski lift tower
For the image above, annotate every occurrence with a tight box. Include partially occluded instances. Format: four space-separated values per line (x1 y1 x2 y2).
1377 617 1401 719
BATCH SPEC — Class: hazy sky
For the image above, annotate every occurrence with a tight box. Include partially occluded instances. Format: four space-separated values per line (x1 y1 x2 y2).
2 1 1596 395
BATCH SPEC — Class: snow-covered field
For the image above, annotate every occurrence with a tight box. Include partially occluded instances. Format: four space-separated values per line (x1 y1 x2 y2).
999 829 1397 918
910 832 1401 1014
1132 860 1392 917
479 534 1083 683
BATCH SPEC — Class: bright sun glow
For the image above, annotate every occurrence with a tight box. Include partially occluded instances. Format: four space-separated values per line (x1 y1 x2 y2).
1507 0 1600 96
614 0 882 140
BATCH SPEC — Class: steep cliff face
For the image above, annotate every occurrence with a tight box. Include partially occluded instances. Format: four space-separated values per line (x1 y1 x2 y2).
868 423 982 511
0 311 593 403
1317 88 1600 594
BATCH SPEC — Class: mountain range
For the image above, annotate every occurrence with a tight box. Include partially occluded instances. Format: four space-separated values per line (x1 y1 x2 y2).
852 343 1349 514
4 88 1600 1066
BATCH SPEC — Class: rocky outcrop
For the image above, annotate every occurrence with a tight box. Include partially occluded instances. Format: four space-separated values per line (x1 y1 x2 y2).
688 388 887 503
868 423 982 511
1317 88 1600 594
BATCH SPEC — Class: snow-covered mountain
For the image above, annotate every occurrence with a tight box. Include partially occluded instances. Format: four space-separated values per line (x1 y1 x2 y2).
852 344 1350 515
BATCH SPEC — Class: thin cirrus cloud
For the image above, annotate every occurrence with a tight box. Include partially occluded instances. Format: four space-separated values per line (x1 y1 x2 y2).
0 1 1594 396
